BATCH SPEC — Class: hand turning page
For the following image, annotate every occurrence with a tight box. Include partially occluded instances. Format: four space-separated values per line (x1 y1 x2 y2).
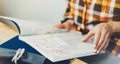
19 32 95 62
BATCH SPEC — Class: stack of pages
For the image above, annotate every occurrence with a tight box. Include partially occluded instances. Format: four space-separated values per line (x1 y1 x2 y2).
0 19 18 45
0 16 99 62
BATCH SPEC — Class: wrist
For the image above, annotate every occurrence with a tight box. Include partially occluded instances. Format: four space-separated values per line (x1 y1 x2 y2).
107 22 115 33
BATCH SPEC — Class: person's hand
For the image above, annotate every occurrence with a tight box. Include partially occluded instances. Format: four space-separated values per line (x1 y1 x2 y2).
82 23 113 53
54 20 77 31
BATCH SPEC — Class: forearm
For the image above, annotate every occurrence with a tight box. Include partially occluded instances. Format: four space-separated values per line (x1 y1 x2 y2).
107 21 120 32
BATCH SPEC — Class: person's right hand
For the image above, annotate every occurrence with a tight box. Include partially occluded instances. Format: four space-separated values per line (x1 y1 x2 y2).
54 20 77 31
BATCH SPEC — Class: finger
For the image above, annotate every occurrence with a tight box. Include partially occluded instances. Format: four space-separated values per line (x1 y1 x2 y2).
95 28 108 52
101 32 111 51
96 38 108 53
97 31 110 53
54 24 65 29
102 40 109 51
82 30 94 42
93 30 101 48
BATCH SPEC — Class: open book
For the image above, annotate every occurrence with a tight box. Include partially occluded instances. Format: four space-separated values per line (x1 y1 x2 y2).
0 16 100 62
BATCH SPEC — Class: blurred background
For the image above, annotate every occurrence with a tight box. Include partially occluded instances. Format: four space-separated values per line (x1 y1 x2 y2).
0 0 67 23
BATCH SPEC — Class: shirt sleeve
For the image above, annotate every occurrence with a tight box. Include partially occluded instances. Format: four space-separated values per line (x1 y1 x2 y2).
61 0 76 23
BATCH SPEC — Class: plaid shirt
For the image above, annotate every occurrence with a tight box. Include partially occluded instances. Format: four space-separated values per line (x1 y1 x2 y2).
62 0 120 57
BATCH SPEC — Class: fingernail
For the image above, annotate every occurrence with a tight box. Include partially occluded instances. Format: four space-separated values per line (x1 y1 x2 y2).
97 50 100 53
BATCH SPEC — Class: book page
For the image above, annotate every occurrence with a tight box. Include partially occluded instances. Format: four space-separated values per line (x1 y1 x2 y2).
0 16 67 36
19 32 96 62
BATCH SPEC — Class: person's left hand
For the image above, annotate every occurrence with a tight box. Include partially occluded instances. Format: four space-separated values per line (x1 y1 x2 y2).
82 23 113 53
